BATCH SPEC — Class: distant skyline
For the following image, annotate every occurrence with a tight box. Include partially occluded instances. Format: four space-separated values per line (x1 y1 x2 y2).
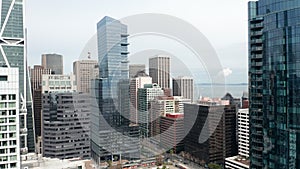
25 0 249 83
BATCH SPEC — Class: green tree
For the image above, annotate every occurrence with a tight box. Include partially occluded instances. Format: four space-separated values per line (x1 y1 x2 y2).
107 160 112 167
208 163 222 169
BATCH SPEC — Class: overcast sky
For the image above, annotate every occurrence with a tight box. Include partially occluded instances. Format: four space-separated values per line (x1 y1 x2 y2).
25 0 250 83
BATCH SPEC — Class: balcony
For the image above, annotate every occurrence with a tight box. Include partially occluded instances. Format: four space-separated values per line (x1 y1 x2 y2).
251 31 263 36
251 47 263 52
251 54 263 59
250 23 263 29
251 39 263 44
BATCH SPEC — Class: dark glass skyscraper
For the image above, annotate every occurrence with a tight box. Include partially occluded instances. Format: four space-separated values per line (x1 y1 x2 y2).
91 16 139 165
249 0 300 168
0 0 35 153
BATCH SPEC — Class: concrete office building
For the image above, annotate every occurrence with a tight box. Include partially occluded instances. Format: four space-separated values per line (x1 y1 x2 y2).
129 64 145 78
149 55 170 89
129 71 152 124
41 54 63 75
0 68 20 169
137 84 164 138
42 92 90 159
41 74 76 94
160 113 184 153
73 59 99 93
173 76 194 101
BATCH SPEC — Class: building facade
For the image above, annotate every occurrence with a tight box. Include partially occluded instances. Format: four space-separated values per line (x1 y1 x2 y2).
41 74 77 94
30 65 51 143
91 16 140 164
238 109 249 158
0 68 20 169
172 76 194 101
248 0 300 168
184 102 237 165
149 55 170 89
73 59 99 93
41 54 63 75
0 0 35 154
137 84 164 138
42 92 90 159
129 73 152 124
129 64 145 78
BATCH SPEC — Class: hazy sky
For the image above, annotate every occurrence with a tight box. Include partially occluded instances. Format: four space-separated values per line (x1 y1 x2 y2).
26 0 250 83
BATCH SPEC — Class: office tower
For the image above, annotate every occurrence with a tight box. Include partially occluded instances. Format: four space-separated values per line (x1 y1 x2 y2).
149 55 170 89
173 76 194 101
91 16 140 164
29 65 51 145
0 0 35 154
248 1 300 168
73 59 99 93
222 93 241 108
41 54 63 74
160 113 184 153
184 100 237 165
138 84 164 138
129 64 146 78
41 74 77 93
237 109 249 158
225 108 250 169
0 68 20 169
129 72 152 123
241 92 249 109
42 92 90 159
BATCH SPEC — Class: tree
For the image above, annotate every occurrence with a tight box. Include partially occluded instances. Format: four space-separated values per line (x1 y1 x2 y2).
208 163 222 169
156 155 163 166
162 165 167 169
107 160 112 167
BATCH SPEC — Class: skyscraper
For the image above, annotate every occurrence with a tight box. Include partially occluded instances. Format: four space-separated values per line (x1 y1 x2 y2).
30 65 51 143
42 92 90 159
0 0 35 154
248 1 300 168
149 55 170 89
173 76 194 101
91 16 139 165
73 59 99 93
129 72 152 124
137 84 164 138
41 54 63 75
129 64 146 78
0 68 20 169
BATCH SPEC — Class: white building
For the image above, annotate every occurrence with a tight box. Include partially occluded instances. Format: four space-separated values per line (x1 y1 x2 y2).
225 108 249 169
0 68 20 169
73 59 99 93
149 55 170 89
173 76 194 101
41 74 77 94
130 73 152 124
238 109 249 157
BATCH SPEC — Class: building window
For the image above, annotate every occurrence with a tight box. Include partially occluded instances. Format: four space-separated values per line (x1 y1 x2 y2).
0 76 7 81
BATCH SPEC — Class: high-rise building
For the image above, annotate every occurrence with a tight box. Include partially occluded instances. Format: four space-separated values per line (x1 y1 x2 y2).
73 59 99 93
137 84 164 138
29 65 51 143
129 72 152 123
160 113 184 153
149 55 170 89
0 0 35 154
184 100 237 165
248 1 300 168
42 92 90 159
0 68 20 169
91 16 140 164
173 76 194 101
41 54 63 75
41 74 77 94
237 109 249 158
129 64 146 78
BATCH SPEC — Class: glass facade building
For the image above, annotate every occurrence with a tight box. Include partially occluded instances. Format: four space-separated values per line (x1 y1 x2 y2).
0 0 35 154
249 0 300 168
91 16 139 165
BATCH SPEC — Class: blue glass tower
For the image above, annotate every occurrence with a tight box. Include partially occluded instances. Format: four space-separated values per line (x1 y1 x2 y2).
249 0 300 168
91 16 139 165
